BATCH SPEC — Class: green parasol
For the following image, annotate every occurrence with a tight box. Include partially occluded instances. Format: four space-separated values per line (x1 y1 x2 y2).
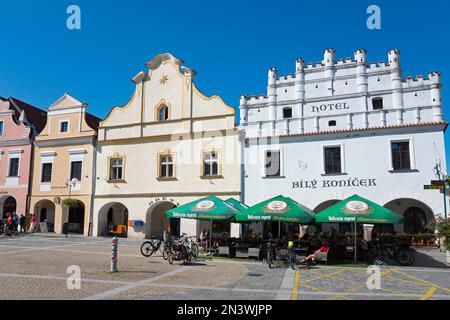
224 198 249 212
165 196 238 255
165 196 238 221
314 194 404 224
314 194 404 262
234 195 315 224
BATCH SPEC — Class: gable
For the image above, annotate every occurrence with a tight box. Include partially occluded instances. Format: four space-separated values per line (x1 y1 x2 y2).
101 53 235 129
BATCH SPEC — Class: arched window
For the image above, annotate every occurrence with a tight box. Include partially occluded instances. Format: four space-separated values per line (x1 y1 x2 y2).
157 104 169 121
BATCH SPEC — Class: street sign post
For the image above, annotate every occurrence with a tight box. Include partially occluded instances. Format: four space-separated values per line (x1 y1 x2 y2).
424 185 445 190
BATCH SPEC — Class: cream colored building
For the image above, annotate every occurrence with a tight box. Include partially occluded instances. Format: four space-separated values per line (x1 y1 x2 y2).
29 94 100 235
92 53 240 239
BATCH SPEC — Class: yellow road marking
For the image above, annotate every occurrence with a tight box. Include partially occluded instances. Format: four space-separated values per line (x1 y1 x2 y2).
290 269 300 300
392 270 450 293
329 269 393 300
303 269 346 283
420 287 437 300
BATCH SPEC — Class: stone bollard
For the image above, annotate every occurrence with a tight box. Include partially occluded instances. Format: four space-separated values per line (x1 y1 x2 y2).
110 237 118 273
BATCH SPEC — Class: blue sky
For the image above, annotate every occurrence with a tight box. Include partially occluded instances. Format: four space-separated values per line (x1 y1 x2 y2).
1 0 450 161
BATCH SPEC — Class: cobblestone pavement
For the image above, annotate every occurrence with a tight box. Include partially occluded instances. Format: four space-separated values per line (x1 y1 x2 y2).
0 234 449 300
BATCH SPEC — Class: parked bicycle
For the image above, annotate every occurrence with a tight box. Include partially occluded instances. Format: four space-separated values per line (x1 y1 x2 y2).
140 237 164 257
370 241 415 266
167 235 193 265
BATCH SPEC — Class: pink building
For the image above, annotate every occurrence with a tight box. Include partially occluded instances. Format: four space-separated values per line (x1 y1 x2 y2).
0 97 46 218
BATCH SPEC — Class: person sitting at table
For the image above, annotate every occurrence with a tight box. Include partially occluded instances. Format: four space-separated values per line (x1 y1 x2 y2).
301 241 329 265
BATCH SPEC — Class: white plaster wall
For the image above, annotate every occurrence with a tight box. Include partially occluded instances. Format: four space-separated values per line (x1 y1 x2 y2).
242 128 447 218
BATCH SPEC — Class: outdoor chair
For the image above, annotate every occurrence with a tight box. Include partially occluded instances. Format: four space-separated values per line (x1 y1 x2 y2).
218 246 231 258
110 225 127 237
315 250 328 264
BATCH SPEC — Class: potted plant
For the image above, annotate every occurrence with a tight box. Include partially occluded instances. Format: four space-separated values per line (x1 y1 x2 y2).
60 198 82 207
428 218 450 263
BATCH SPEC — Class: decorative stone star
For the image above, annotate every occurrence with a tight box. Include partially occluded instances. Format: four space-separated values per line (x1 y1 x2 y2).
159 74 169 85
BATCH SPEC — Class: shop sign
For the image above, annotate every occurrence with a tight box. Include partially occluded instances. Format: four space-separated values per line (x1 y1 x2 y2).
292 177 377 189
311 102 350 113
148 197 180 206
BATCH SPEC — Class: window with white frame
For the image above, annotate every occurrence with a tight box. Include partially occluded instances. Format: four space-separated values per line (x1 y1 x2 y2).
264 150 280 177
203 151 219 176
70 161 82 181
159 154 174 178
41 163 53 183
109 158 124 181
0 121 4 135
391 141 411 170
60 121 69 133
324 146 342 174
8 158 19 177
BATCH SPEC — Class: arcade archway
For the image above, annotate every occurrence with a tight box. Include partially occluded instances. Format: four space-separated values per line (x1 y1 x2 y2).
1 196 17 218
313 199 342 233
145 201 179 238
384 198 435 234
67 200 85 234
33 200 56 232
97 202 129 237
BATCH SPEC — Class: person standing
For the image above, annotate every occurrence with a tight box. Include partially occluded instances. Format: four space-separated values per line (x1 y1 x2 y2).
19 214 26 233
12 212 18 232
6 214 14 237
31 214 38 233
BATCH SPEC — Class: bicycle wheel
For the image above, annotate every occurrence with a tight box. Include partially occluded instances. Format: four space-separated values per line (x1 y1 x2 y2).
140 241 154 257
396 249 415 266
267 249 273 269
162 248 171 260
191 243 199 258
290 253 297 270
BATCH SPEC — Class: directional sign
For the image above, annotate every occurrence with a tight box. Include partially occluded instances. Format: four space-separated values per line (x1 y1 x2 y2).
431 180 446 186
424 185 445 190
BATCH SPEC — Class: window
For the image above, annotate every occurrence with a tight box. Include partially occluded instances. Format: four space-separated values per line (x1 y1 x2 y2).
70 161 82 181
60 121 69 133
0 121 4 135
282 108 292 119
8 158 19 177
324 146 341 174
372 98 383 110
203 151 219 177
265 150 280 177
391 141 411 170
109 158 123 180
328 120 336 127
159 154 174 178
158 105 169 121
41 163 52 183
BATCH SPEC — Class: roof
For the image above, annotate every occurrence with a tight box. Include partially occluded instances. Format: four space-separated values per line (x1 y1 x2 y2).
7 97 47 133
85 112 101 130
245 121 448 140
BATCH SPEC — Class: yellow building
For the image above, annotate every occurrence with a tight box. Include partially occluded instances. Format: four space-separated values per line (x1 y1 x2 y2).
92 53 241 239
29 94 100 235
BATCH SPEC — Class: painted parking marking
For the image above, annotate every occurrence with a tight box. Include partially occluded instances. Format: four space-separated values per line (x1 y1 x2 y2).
291 267 449 300
290 269 300 300
420 287 437 300
397 270 450 293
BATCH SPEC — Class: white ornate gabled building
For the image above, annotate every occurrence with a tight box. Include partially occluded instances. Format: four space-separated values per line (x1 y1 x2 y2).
92 53 240 239
239 49 447 235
